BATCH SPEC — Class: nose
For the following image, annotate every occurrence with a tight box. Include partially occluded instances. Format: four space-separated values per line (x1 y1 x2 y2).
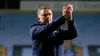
47 15 50 18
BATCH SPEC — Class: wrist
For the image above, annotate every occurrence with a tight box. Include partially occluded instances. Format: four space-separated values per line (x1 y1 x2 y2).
63 16 67 20
67 14 72 21
67 18 72 21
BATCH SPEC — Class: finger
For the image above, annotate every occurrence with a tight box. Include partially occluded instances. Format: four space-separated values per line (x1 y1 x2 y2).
71 6 73 11
71 5 73 7
67 4 73 8
63 5 68 13
66 5 71 9
70 5 73 11
68 7 73 12
67 4 71 7
70 5 73 8
67 5 73 10
63 5 66 10
66 7 73 12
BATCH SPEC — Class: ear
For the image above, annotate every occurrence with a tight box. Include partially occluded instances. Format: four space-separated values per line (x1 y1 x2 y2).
38 18 40 21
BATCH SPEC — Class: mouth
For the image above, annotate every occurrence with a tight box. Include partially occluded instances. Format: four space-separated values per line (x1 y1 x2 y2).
45 19 51 23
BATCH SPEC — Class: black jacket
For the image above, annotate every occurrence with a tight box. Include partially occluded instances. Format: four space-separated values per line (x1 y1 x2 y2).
30 16 77 56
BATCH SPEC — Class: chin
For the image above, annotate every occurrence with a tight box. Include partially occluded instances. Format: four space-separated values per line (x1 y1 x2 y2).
49 20 52 23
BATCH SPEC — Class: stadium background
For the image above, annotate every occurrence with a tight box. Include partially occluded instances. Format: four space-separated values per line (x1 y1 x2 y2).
0 0 100 56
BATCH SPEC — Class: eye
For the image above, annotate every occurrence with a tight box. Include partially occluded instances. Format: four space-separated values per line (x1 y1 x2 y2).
48 13 51 15
43 14 48 16
42 13 51 16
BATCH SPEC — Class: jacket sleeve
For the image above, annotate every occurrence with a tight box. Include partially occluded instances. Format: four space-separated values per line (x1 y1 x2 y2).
30 16 66 40
59 20 77 40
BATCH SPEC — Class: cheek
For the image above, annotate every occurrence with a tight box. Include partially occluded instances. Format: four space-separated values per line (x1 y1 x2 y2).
50 16 52 20
49 18 52 22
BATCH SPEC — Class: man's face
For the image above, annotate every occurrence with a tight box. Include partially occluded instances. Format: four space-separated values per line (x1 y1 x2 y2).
38 9 53 24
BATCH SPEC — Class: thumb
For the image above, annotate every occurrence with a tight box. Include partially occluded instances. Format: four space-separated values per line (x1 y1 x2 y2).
63 5 66 10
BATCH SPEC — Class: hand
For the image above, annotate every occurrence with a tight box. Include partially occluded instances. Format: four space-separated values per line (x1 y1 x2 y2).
62 4 73 21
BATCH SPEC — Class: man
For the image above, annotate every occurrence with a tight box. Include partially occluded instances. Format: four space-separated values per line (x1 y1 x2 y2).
30 4 77 56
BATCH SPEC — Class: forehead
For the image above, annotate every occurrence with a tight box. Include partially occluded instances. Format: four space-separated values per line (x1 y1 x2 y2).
40 9 52 14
